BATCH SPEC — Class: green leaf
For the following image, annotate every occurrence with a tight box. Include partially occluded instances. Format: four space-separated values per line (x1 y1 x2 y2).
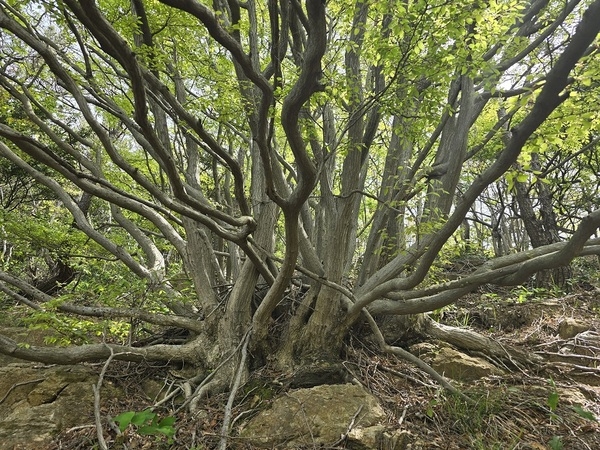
548 436 563 450
516 173 528 183
131 410 155 426
138 425 157 436
138 425 175 437
113 411 135 432
155 425 176 437
158 416 177 427
572 405 597 421
547 391 559 411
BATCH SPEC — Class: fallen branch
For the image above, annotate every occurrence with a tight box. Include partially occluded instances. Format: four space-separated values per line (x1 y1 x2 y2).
548 361 600 373
536 351 599 362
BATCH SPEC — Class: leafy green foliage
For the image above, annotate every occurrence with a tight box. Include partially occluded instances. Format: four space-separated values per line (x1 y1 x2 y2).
113 409 176 443
545 379 597 426
572 404 597 422
510 285 559 304
547 386 559 412
548 436 564 450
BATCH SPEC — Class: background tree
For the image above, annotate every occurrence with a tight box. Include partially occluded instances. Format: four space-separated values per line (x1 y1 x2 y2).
0 0 599 413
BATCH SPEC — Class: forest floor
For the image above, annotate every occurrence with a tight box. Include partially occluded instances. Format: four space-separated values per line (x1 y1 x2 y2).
53 286 600 450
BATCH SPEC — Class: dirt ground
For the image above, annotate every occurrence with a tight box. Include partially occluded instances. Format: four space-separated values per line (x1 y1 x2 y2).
51 287 600 450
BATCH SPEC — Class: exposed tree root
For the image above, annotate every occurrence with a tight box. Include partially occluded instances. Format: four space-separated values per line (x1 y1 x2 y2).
188 378 229 415
182 330 253 415
423 315 543 368
362 310 473 403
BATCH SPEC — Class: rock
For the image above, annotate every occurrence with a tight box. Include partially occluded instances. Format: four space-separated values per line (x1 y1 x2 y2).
384 430 415 450
141 378 167 401
557 386 588 406
430 347 504 381
409 342 438 356
239 383 386 448
347 425 387 449
347 426 413 450
558 318 588 339
0 363 119 449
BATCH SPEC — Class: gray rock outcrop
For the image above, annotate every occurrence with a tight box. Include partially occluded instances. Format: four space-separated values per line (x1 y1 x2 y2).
0 363 114 450
239 383 390 448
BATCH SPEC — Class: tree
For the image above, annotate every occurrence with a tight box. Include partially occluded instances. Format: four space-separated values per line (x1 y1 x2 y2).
1 0 599 416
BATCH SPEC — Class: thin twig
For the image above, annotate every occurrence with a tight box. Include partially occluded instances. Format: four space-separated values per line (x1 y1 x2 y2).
550 362 600 373
178 332 251 414
332 405 364 446
379 365 436 388
398 404 409 427
66 424 97 432
218 329 252 450
94 346 131 450
536 351 599 362
94 346 115 450
152 380 181 408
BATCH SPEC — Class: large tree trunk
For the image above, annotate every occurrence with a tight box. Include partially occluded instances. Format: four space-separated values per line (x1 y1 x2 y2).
359 114 413 285
513 153 572 289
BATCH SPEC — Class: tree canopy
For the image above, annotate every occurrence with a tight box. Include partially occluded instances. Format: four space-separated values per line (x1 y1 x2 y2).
0 0 599 414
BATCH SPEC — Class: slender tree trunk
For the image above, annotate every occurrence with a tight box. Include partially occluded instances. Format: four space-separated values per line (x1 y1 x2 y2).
513 154 572 289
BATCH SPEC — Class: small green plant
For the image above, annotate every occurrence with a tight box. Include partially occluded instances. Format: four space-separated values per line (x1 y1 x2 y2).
113 409 176 443
572 404 597 422
510 285 554 304
481 292 500 301
451 395 494 434
425 398 439 419
457 311 472 328
546 379 597 423
432 390 503 435
548 435 564 450
546 378 560 424
546 379 559 411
